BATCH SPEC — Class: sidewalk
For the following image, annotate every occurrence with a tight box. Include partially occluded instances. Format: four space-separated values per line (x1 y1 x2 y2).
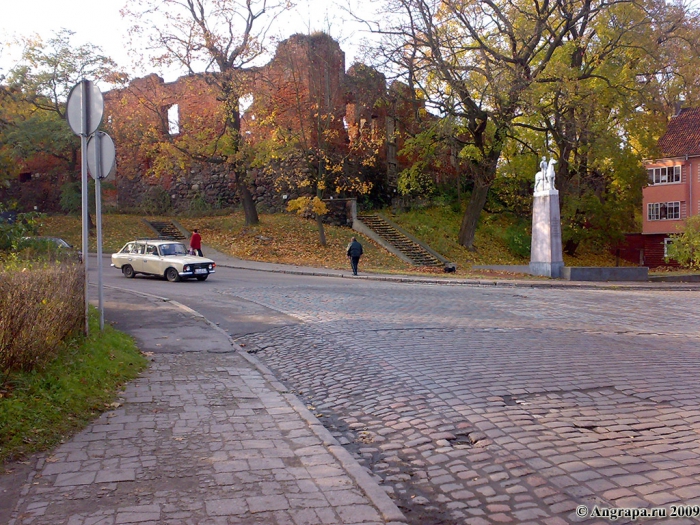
6 287 406 525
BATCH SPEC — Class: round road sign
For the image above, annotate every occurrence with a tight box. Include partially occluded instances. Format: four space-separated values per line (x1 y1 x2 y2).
66 80 104 136
87 132 116 180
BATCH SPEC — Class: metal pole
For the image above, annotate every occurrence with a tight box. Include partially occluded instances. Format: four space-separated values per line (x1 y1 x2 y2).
94 133 104 331
80 80 89 335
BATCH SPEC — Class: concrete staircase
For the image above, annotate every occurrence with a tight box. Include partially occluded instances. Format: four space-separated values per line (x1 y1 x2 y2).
355 214 444 267
145 220 187 240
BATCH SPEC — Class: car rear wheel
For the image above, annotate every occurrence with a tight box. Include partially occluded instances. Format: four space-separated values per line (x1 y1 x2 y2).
122 265 135 278
165 267 181 282
196 275 208 281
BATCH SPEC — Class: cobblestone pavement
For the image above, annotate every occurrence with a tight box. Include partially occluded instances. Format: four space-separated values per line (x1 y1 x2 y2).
229 280 700 525
7 289 405 525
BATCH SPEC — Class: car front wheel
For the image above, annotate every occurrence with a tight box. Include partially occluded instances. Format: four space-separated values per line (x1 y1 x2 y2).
122 265 135 278
165 267 181 282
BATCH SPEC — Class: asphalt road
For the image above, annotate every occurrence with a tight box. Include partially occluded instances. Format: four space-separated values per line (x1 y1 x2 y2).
92 259 700 524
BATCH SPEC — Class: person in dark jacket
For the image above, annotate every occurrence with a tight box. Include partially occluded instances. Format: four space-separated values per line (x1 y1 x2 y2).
346 237 363 275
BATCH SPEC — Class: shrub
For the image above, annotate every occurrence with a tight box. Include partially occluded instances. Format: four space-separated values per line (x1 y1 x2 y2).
0 263 83 378
188 193 211 214
141 186 172 215
0 207 42 251
666 215 700 269
504 222 531 259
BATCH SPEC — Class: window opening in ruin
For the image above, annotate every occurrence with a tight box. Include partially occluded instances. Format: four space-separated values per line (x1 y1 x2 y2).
240 94 254 116
167 104 180 136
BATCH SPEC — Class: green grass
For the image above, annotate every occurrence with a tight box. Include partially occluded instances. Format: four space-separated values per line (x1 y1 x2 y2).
0 308 148 465
39 214 157 253
387 204 623 270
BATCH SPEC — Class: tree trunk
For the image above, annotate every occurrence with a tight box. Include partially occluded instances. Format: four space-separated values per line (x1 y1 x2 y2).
316 213 327 246
237 179 259 225
458 180 491 250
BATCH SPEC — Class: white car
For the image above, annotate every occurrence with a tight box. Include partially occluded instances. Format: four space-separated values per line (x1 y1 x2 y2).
111 240 216 282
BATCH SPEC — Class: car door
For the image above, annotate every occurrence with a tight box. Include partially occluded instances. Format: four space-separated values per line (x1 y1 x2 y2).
128 242 147 273
139 243 161 276
113 242 134 269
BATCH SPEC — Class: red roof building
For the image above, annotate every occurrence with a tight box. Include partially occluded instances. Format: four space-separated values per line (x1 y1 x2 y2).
641 107 700 266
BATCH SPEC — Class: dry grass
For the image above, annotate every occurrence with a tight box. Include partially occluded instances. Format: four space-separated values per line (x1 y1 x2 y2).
178 214 410 272
41 209 625 278
0 263 84 377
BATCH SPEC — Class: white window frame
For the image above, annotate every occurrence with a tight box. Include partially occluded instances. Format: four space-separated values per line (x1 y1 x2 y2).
647 165 681 185
647 201 681 221
648 202 660 221
666 201 680 219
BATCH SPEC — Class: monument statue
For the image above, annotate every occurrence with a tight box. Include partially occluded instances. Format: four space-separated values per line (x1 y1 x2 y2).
546 158 557 190
535 156 557 193
530 154 564 278
534 156 546 193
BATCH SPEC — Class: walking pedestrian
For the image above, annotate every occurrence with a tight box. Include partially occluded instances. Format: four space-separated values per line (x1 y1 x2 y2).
190 229 203 257
346 236 363 275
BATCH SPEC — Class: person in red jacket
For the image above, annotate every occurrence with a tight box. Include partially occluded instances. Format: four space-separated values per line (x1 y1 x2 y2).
190 229 203 257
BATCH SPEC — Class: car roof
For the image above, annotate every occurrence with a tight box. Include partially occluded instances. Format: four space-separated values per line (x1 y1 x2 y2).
129 239 185 245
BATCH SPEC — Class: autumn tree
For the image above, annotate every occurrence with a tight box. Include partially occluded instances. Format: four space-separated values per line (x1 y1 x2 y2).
6 30 120 119
364 0 661 250
245 34 378 245
122 0 291 225
509 0 700 255
0 30 119 210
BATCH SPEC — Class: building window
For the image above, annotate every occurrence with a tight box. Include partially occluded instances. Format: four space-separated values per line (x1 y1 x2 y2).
647 201 681 220
667 201 680 219
167 104 180 135
647 165 681 185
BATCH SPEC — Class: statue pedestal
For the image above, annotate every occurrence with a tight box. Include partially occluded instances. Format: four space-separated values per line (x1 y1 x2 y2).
530 189 564 278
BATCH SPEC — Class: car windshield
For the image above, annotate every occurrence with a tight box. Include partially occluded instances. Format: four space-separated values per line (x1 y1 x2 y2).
159 243 188 256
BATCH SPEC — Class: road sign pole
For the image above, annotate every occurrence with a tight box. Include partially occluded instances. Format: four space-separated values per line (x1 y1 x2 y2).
80 81 90 335
93 133 104 331
67 79 107 335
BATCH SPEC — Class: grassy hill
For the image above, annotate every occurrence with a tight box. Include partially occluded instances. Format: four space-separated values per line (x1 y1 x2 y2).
39 207 622 277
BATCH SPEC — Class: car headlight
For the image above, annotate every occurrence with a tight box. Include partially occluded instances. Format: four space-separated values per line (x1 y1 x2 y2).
208 264 213 270
184 265 190 271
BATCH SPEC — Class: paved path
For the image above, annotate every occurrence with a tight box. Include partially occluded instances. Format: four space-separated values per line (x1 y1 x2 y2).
6 288 405 525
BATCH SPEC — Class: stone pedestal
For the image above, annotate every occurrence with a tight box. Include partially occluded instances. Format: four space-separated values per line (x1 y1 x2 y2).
530 189 564 278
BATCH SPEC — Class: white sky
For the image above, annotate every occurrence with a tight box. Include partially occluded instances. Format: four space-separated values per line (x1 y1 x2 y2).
0 0 376 81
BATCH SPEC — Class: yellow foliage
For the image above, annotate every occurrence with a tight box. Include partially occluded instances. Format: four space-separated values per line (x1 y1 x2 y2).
286 196 328 216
